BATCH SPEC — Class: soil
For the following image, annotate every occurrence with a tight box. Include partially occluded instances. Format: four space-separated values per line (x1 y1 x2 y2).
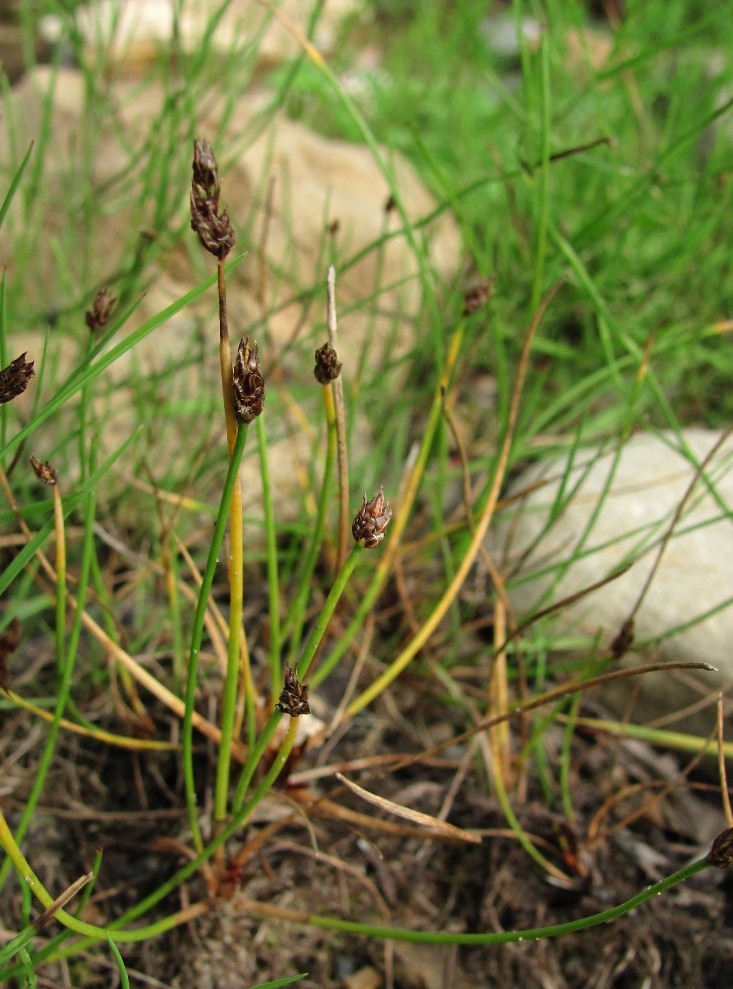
3 634 733 989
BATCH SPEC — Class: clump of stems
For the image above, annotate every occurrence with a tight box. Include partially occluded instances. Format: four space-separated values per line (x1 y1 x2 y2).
185 138 261 854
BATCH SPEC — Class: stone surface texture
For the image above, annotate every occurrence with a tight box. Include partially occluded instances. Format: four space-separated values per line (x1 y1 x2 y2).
493 429 733 730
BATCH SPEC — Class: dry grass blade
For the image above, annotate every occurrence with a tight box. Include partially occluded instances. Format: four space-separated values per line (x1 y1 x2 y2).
717 695 732 826
0 464 242 757
32 872 94 931
336 773 481 844
348 281 563 715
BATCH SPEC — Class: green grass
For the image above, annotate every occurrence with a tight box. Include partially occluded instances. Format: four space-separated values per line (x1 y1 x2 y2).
284 0 733 428
1 0 733 985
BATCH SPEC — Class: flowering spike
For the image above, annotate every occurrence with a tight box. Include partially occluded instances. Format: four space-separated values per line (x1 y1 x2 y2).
233 337 265 424
352 488 392 548
190 138 235 260
30 456 58 486
85 288 116 332
314 342 342 384
462 277 495 315
707 828 733 869
0 353 34 405
276 666 310 717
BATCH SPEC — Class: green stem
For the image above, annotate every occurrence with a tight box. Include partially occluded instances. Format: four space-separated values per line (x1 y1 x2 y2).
213 481 244 829
53 485 66 675
182 423 248 852
256 412 282 709
310 324 464 690
298 544 362 682
232 545 362 814
0 485 94 893
212 257 246 833
285 384 337 670
0 809 113 941
490 745 567 882
1 719 302 975
528 35 550 316
243 856 710 944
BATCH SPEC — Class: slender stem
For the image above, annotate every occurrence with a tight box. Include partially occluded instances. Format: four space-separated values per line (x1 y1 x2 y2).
182 423 248 853
4 716 303 968
488 740 569 883
53 475 66 675
231 709 282 815
0 807 111 940
528 37 550 316
0 484 96 890
346 288 557 715
326 266 349 569
214 499 244 828
213 258 246 836
217 262 239 455
256 413 282 708
310 324 465 689
299 544 362 682
234 856 710 944
285 383 337 668
232 546 362 814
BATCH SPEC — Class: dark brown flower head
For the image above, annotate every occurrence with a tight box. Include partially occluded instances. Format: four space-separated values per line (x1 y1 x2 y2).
30 455 57 486
85 288 116 332
610 616 634 659
0 617 21 692
352 488 392 549
190 138 235 260
314 342 342 384
192 137 219 193
707 827 733 869
276 666 310 717
233 337 265 424
0 353 34 404
463 277 495 315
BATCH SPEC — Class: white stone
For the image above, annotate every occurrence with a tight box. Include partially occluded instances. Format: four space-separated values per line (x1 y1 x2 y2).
40 0 364 73
492 429 733 731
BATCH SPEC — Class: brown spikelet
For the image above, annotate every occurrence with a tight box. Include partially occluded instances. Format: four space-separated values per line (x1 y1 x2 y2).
233 337 265 424
30 455 58 486
352 488 392 548
190 138 235 260
85 288 116 332
0 617 21 692
610 616 634 659
0 353 35 404
314 342 342 384
707 827 733 869
275 666 310 717
462 277 495 315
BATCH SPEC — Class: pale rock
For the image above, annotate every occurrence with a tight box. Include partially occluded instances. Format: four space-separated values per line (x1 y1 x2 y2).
492 429 733 732
40 0 364 74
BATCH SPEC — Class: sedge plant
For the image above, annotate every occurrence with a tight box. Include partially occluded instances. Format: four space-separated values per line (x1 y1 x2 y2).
2 1 733 985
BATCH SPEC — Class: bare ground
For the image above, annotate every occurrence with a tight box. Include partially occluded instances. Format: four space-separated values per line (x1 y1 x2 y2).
3 633 733 989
